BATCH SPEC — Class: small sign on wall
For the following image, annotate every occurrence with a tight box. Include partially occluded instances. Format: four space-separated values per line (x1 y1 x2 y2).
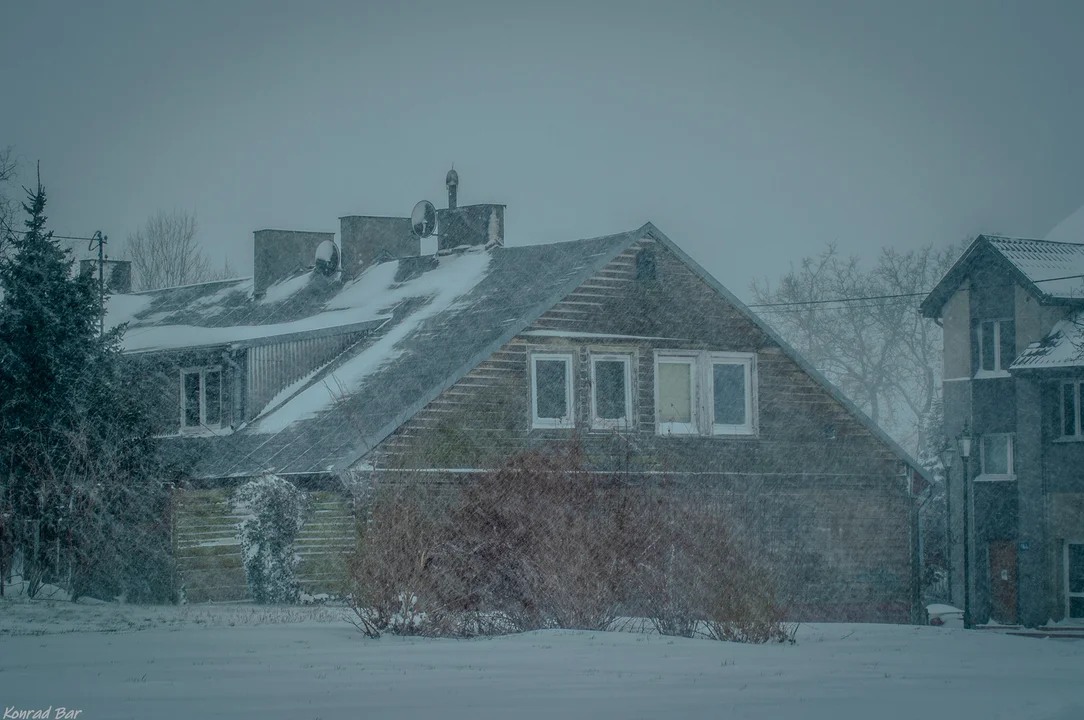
1018 541 1030 552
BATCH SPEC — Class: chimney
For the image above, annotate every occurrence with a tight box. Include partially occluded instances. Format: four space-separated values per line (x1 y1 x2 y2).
80 258 132 294
446 167 458 209
338 216 419 278
252 229 335 296
436 204 504 252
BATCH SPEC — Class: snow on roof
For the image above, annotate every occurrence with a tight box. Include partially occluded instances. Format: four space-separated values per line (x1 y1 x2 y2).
107 261 405 353
1010 312 1084 371
143 225 933 484
156 231 641 477
259 270 315 305
252 251 492 433
985 236 1084 300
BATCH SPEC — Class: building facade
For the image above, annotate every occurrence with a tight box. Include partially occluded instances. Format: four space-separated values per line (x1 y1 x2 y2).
922 235 1084 626
103 174 928 617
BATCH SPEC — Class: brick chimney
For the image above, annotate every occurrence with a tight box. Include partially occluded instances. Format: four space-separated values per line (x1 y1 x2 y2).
252 229 335 296
338 216 420 278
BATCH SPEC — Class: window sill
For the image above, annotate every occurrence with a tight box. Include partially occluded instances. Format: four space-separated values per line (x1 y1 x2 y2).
713 426 757 437
974 474 1016 482
973 370 1012 380
530 422 575 431
590 421 633 432
1053 436 1084 444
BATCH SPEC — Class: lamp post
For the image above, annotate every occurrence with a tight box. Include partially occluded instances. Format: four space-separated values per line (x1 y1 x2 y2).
941 444 956 605
957 428 973 630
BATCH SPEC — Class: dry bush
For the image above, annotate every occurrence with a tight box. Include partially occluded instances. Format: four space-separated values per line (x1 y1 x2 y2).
628 489 797 643
445 441 630 632
347 482 448 638
349 440 796 643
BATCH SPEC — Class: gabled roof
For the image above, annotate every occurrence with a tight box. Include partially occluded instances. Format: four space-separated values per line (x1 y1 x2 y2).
121 224 931 483
1010 312 1084 372
921 235 1084 318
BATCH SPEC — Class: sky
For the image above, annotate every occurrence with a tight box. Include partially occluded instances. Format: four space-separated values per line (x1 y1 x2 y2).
3 0 1084 297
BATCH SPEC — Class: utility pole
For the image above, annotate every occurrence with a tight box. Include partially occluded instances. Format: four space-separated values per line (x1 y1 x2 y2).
88 231 107 337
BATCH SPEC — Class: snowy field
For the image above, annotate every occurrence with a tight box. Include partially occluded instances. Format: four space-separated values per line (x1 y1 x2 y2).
2 602 1083 720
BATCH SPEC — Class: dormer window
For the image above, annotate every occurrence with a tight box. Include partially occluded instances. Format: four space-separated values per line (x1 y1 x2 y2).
975 319 1015 376
181 366 223 431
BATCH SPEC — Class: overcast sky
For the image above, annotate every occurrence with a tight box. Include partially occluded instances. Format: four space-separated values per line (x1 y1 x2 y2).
3 0 1084 296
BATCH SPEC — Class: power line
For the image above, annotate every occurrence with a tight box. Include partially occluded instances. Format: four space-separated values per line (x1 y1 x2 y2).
748 291 926 309
746 272 1084 309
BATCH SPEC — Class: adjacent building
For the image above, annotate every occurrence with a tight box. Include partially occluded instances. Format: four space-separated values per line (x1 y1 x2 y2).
921 235 1084 626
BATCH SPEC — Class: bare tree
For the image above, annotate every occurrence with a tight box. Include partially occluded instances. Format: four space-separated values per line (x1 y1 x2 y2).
751 240 964 451
125 209 225 291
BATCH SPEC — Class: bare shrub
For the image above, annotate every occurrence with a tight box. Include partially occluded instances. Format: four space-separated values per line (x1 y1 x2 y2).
349 440 796 643
347 482 448 637
446 441 629 632
633 490 798 644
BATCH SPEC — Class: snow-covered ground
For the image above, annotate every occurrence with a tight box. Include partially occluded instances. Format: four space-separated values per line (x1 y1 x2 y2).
1 602 1083 720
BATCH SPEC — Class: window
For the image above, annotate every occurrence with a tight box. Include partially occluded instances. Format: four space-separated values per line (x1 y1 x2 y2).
975 319 1015 374
979 434 1014 479
710 353 755 435
1068 543 1084 620
591 354 632 429
531 353 574 428
656 353 698 435
180 367 223 431
1061 382 1083 439
655 350 757 436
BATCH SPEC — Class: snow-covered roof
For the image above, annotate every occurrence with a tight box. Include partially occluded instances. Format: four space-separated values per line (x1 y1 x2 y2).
985 236 1084 300
921 235 1084 318
151 230 643 477
139 224 932 484
108 268 400 353
1010 312 1084 371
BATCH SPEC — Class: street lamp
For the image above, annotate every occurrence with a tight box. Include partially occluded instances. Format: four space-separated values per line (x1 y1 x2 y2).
957 427 973 629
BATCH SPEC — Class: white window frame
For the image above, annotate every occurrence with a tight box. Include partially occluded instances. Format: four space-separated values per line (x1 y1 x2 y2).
530 352 575 429
654 352 699 435
180 366 224 432
1066 541 1084 621
590 353 633 430
654 350 758 437
977 433 1014 481
975 318 1012 376
709 352 758 436
1060 381 1083 440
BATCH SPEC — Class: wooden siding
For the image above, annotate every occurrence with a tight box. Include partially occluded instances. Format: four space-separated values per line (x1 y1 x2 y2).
173 487 355 603
365 239 915 623
374 239 901 477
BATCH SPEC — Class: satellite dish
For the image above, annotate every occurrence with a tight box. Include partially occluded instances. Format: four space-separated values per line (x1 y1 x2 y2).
411 200 437 238
315 239 340 275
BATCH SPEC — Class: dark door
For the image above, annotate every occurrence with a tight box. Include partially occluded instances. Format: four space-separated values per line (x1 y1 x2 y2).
989 541 1018 624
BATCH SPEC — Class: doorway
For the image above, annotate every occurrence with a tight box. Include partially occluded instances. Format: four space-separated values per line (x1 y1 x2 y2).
988 540 1017 624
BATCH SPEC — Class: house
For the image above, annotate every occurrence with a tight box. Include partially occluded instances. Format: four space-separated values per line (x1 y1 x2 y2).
103 173 928 619
920 234 1084 627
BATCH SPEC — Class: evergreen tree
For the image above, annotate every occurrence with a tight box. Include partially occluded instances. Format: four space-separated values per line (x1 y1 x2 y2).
0 177 172 601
